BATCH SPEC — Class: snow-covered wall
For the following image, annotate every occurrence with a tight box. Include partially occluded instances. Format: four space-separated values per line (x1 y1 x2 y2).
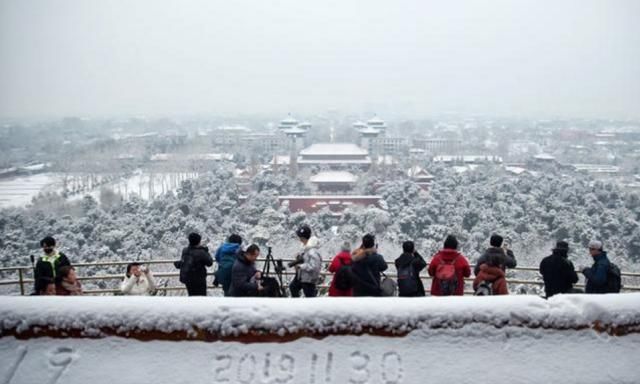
1 295 640 383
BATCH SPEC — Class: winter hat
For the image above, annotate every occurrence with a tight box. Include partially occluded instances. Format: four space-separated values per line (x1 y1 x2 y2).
296 225 312 240
362 234 375 249
341 241 351 252
588 240 603 250
444 235 458 250
554 241 569 251
490 234 504 247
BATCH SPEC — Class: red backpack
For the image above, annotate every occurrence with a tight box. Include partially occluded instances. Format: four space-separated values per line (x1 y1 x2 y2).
435 256 458 295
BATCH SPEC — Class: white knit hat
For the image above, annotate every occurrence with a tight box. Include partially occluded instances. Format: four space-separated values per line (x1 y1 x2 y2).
588 240 603 250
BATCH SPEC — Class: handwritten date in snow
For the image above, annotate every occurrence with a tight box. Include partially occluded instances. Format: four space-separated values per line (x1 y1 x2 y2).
212 351 403 384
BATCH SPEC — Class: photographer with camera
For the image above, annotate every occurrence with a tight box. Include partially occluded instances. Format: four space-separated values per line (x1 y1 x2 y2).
121 262 157 296
229 244 263 297
288 225 323 298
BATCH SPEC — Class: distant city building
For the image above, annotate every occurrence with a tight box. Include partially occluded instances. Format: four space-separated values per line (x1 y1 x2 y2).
298 143 371 168
572 164 620 174
411 137 461 154
433 155 503 164
278 195 382 214
310 171 357 193
533 153 556 163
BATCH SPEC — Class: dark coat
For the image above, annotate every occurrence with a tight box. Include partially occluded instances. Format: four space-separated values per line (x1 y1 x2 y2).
583 252 611 294
394 252 427 297
539 249 579 297
229 252 259 297
177 245 213 286
428 249 471 296
474 247 517 275
34 251 71 293
351 248 388 297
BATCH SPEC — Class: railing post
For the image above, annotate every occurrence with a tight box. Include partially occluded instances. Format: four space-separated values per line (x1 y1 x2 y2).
18 268 25 296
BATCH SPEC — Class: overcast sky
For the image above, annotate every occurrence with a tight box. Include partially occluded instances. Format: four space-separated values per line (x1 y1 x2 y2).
1 0 639 119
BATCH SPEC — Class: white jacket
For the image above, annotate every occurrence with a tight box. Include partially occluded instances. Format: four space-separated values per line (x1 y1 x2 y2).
120 271 157 295
297 236 323 284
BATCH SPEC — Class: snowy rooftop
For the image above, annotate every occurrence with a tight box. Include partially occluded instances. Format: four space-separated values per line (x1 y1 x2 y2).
310 171 357 183
357 127 381 135
270 155 291 165
151 153 234 161
300 143 368 156
534 153 556 160
367 116 386 125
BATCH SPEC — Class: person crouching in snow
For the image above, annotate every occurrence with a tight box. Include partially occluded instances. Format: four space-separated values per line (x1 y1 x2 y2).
473 253 508 295
56 266 83 295
328 241 354 297
121 262 157 295
288 225 323 298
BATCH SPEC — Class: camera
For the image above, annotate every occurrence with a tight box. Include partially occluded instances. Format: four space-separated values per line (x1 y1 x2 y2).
287 254 304 268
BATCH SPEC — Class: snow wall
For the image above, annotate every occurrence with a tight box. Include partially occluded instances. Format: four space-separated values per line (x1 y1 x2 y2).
1 294 640 384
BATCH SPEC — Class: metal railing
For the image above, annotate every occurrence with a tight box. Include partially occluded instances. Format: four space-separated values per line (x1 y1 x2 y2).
1 258 639 296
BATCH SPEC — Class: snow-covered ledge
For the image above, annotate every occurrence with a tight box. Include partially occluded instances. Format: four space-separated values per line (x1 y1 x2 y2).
1 295 639 383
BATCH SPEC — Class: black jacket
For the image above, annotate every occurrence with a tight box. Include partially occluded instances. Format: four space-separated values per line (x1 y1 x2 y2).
352 251 388 297
474 247 517 275
177 245 213 285
229 252 259 297
394 252 427 297
33 252 71 293
539 249 579 297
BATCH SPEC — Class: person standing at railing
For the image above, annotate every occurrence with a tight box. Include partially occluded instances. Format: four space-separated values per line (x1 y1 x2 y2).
351 234 388 297
328 241 354 297
473 234 517 276
395 240 427 297
428 235 471 296
214 234 242 296
581 240 614 294
174 233 213 296
539 241 579 298
473 253 509 295
121 263 157 296
56 266 83 295
229 244 263 297
288 225 323 298
33 236 71 295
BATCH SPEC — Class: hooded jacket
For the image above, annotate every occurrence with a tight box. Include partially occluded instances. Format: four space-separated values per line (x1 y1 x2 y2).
539 248 579 297
428 249 471 296
328 250 353 297
215 242 241 295
394 252 427 296
229 251 259 297
351 247 388 297
583 251 611 294
474 247 517 276
296 236 323 284
473 264 508 295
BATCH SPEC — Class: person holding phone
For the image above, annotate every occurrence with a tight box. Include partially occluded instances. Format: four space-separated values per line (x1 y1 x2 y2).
121 262 157 295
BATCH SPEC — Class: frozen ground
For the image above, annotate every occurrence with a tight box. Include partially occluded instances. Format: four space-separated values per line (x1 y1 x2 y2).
0 174 58 208
0 295 639 383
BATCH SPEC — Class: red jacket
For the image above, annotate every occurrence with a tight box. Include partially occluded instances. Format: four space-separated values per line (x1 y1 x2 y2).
473 264 509 295
428 249 471 296
328 251 353 297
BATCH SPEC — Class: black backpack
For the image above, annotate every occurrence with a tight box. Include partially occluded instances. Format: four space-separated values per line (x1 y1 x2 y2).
334 259 354 291
607 263 622 293
259 277 283 297
397 262 418 296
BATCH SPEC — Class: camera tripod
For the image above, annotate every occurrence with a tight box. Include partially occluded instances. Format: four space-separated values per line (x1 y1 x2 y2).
261 246 287 297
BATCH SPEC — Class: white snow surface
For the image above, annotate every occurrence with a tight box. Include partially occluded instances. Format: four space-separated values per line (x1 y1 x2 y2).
1 294 639 337
1 295 640 383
